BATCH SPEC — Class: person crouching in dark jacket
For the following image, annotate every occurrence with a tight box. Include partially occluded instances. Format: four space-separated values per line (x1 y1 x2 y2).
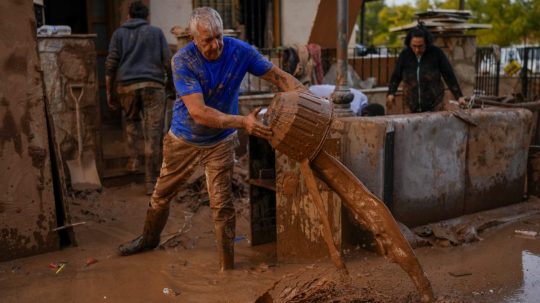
387 24 466 113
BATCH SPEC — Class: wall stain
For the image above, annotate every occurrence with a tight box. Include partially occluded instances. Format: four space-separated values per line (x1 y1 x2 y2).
11 0 26 6
0 227 57 262
28 145 47 169
19 101 32 139
0 99 23 156
3 49 27 74
28 145 47 211
59 44 94 82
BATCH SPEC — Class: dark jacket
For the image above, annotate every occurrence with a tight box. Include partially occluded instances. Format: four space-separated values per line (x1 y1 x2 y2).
388 45 463 113
105 18 171 85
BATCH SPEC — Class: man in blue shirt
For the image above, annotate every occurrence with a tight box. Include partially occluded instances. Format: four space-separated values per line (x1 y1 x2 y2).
118 7 304 271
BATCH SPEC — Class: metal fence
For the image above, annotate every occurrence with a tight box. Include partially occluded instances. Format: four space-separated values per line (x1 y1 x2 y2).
240 46 400 95
475 46 540 100
242 46 540 100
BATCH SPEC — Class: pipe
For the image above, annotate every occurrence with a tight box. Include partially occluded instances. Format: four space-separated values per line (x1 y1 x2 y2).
472 98 540 110
331 0 354 117
336 0 347 86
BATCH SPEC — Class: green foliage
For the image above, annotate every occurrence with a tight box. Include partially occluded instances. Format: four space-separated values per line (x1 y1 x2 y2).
467 0 540 45
359 0 540 47
360 1 416 48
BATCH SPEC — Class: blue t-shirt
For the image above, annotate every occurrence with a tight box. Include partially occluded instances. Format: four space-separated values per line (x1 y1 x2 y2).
171 37 273 145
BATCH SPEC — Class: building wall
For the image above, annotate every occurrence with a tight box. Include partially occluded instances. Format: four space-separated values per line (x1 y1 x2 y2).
148 0 321 47
148 0 359 49
0 0 59 261
150 0 192 45
281 0 320 45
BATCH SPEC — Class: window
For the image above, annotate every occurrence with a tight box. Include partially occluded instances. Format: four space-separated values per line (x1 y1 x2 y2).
193 0 279 48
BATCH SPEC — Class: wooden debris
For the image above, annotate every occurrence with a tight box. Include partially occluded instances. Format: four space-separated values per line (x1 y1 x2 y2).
255 265 391 303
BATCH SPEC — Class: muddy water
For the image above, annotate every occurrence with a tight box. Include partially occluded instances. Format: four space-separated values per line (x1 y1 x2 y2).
312 151 434 302
1 181 539 302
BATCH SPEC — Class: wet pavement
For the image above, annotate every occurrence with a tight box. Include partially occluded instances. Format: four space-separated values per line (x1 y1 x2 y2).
501 248 540 302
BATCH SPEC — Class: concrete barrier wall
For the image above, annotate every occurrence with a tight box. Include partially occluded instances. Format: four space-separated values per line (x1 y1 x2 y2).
390 113 468 226
341 108 532 226
465 109 532 213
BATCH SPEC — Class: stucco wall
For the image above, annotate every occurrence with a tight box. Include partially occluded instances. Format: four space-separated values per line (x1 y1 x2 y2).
150 0 192 45
281 0 320 45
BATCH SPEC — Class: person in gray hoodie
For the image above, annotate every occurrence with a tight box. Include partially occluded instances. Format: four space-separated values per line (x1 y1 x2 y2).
105 1 172 195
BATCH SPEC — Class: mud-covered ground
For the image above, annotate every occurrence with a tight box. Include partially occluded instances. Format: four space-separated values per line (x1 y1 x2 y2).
1 175 540 303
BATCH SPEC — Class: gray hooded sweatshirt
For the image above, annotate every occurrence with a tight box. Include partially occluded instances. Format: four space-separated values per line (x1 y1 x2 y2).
105 18 171 85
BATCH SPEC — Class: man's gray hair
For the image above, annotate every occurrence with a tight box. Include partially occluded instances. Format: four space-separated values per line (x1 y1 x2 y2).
189 7 223 37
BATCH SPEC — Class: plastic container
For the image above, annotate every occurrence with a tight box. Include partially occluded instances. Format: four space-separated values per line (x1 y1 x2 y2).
37 25 71 36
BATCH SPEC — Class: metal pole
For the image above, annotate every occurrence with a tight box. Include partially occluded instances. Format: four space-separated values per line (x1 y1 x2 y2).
360 0 366 45
331 0 354 117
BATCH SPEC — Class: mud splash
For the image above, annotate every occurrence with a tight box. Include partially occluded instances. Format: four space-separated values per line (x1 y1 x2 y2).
265 91 434 302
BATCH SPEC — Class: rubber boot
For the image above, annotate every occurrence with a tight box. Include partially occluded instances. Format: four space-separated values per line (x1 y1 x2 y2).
118 207 169 256
215 220 235 271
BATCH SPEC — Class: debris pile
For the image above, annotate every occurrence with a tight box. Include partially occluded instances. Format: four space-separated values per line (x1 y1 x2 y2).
410 199 540 247
256 265 391 303
466 94 540 109
390 9 491 33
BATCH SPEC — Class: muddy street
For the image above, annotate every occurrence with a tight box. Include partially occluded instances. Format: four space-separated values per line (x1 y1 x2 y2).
1 177 539 303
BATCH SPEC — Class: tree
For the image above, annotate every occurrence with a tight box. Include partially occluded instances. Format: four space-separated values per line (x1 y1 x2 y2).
359 0 540 47
361 1 416 48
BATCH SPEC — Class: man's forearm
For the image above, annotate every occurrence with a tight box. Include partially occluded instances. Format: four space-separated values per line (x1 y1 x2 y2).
181 92 247 129
261 66 306 92
191 104 246 129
